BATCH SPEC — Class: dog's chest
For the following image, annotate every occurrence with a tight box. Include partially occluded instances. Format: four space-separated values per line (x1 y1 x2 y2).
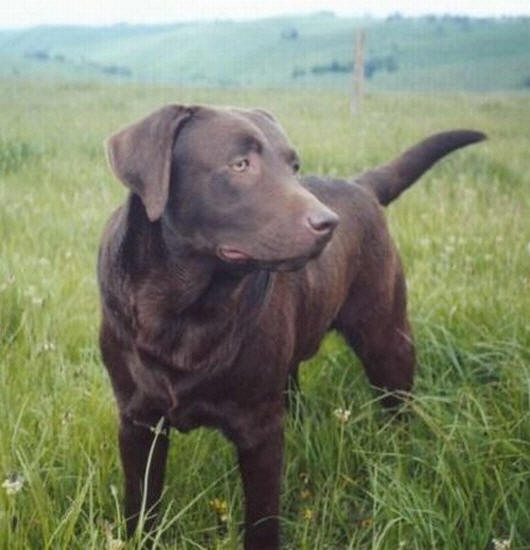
125 268 339 434
125 344 284 448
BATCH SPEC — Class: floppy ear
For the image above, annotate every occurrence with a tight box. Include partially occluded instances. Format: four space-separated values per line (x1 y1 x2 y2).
238 108 293 147
105 105 193 222
251 108 277 122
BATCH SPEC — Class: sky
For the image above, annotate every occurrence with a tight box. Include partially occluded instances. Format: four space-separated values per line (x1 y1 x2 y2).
1 0 529 29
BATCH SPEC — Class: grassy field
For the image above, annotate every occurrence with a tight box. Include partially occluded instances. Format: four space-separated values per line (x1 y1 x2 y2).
0 79 529 549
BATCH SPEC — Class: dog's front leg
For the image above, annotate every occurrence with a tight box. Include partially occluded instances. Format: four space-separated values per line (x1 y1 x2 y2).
237 420 284 550
119 415 170 538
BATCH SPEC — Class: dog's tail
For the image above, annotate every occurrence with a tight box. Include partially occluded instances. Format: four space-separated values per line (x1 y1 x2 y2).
356 130 486 206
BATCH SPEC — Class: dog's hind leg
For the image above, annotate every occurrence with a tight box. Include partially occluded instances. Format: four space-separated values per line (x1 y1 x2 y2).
334 260 415 409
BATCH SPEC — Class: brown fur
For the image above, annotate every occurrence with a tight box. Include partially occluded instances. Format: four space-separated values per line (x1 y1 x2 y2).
98 104 485 549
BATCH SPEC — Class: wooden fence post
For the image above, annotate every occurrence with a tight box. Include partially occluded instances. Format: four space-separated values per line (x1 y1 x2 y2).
350 30 365 115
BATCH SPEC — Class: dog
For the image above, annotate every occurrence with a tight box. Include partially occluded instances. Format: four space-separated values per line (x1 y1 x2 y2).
97 104 484 549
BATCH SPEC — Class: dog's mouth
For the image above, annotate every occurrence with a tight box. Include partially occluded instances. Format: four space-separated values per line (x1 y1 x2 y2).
217 246 252 263
216 240 330 272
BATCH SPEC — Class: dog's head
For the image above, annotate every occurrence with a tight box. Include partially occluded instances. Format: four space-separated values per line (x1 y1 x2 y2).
106 105 338 270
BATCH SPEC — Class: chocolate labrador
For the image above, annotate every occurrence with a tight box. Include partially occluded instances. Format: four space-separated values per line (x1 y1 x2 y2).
97 104 484 549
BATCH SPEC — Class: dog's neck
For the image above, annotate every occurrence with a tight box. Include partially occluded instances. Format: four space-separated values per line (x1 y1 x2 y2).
119 195 272 372
132 260 271 374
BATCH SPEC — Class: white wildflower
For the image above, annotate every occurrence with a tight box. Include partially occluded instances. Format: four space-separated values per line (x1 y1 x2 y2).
491 537 511 550
38 341 56 354
2 473 25 495
103 520 125 550
333 408 351 423
107 538 125 550
24 285 44 307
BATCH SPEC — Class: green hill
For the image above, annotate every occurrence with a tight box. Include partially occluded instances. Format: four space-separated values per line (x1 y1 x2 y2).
1 13 529 91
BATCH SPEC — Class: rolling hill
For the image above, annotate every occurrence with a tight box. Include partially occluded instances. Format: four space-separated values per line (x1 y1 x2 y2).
1 13 529 91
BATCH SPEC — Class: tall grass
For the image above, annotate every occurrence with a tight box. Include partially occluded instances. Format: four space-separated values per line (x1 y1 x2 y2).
0 79 529 549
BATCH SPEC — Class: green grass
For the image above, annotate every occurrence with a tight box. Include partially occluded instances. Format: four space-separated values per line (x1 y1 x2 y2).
0 79 529 549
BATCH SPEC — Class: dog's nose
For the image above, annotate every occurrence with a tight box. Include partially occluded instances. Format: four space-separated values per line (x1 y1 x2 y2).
306 209 339 235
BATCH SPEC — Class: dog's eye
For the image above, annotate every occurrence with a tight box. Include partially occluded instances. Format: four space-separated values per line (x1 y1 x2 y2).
231 158 250 172
293 162 300 173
